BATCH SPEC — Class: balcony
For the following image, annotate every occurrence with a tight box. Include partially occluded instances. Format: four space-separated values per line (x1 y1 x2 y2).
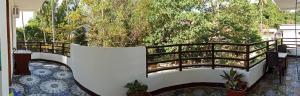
12 38 300 96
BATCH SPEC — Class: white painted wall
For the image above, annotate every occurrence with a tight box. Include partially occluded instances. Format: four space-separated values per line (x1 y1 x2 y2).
69 44 266 96
31 52 70 66
280 25 300 41
280 25 300 56
282 29 300 40
0 0 10 95
70 44 146 96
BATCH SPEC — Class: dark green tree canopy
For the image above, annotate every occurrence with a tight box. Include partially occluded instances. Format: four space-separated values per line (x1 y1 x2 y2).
18 0 294 47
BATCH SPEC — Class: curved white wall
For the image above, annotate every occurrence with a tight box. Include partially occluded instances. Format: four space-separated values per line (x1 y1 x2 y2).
31 52 70 66
146 61 265 92
70 44 146 96
70 44 266 96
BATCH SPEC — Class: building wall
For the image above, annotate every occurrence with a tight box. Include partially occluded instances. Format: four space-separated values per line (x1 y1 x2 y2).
282 29 300 39
281 29 300 56
0 0 10 95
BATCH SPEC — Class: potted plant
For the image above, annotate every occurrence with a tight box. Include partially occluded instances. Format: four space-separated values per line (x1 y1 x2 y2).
220 68 247 96
125 80 151 96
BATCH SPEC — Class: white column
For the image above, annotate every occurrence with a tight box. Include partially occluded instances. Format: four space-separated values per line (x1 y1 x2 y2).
0 0 10 95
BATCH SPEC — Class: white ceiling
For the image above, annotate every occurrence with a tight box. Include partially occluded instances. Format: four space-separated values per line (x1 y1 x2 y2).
274 0 300 10
14 0 45 11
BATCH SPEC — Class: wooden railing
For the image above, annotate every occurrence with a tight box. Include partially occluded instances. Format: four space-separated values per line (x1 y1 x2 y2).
17 42 70 57
17 38 299 76
146 39 285 75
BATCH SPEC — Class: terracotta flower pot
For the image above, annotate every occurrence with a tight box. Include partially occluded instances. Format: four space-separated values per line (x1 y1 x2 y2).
127 92 151 96
227 88 246 96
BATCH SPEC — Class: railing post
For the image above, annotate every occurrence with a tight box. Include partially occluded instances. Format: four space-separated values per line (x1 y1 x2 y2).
211 43 215 69
52 42 55 53
39 42 42 52
266 41 269 52
178 45 183 71
62 43 65 55
281 38 283 45
245 44 250 71
146 48 149 77
275 40 278 52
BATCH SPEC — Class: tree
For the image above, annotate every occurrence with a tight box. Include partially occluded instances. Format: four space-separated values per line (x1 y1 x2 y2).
17 19 51 42
68 0 150 47
20 0 295 47
257 0 294 29
144 0 212 45
144 0 261 45
258 0 267 32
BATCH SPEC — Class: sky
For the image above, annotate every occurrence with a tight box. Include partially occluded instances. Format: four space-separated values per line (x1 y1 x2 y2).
16 11 34 28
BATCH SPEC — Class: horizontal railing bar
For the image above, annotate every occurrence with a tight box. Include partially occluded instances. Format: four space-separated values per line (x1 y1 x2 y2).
17 42 70 44
248 41 269 46
146 44 180 48
181 57 212 60
214 65 246 69
181 50 211 53
148 66 179 73
208 43 247 46
147 52 179 56
147 43 249 48
214 50 246 53
249 52 266 60
147 59 180 65
182 64 213 67
250 46 267 53
214 57 246 61
180 43 211 46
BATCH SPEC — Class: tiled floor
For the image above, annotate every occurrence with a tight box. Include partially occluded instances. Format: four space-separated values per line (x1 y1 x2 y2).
11 61 90 96
155 58 300 96
10 58 300 96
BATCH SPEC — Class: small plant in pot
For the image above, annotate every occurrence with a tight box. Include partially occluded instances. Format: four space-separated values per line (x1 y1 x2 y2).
125 80 151 96
220 68 247 96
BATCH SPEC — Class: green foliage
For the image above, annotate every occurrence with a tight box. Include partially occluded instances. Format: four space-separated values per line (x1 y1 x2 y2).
144 0 262 45
73 27 88 45
17 21 51 42
67 0 151 47
124 80 148 93
18 0 75 42
20 0 295 47
220 68 245 91
260 0 294 28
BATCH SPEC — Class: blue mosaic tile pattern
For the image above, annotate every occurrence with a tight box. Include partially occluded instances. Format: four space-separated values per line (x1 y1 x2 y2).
11 61 90 96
